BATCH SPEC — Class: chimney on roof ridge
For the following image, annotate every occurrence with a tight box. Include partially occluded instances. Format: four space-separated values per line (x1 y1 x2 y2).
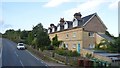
59 18 65 23
74 12 82 18
59 18 65 31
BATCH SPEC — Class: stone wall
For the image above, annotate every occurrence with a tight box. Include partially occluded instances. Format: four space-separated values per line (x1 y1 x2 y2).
93 53 112 62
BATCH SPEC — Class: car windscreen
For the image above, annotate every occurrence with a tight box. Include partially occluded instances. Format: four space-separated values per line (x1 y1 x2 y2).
19 44 24 46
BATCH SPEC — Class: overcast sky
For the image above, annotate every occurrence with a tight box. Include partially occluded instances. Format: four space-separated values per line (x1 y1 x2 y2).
0 0 119 37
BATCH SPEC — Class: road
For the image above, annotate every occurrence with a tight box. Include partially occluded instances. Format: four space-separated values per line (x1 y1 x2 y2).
1 38 48 68
0 38 2 68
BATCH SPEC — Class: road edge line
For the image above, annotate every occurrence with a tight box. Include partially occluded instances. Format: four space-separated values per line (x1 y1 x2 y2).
26 50 40 60
26 50 49 66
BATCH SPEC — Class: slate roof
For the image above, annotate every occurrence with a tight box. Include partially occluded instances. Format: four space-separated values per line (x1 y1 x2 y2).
82 13 95 24
49 13 101 33
66 13 95 27
97 33 113 41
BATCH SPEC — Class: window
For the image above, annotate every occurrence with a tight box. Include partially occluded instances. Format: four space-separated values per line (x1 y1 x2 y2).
73 18 78 27
73 32 76 37
66 44 68 48
89 44 95 49
89 32 94 37
66 33 69 38
72 44 76 49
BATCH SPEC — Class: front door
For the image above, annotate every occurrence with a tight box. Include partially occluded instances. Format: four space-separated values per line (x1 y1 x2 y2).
77 43 80 54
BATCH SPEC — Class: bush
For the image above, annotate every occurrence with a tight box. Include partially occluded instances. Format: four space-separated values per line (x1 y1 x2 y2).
85 53 92 58
71 51 80 57
55 49 80 57
46 45 55 50
55 49 66 56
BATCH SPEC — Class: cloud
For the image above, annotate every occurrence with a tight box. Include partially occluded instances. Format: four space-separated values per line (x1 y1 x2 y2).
109 0 120 9
2 0 49 2
63 0 106 20
43 0 70 7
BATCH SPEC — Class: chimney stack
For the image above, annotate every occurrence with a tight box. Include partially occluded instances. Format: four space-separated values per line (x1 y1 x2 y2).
73 12 83 26
59 18 65 30
74 12 82 20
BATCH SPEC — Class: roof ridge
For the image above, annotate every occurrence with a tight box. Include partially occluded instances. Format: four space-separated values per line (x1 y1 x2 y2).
82 13 96 19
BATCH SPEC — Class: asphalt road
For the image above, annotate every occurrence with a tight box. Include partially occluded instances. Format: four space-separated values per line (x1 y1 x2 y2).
1 38 48 68
0 38 2 68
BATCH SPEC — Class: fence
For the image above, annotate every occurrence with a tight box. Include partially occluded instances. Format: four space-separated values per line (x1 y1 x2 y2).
54 53 82 66
43 50 54 57
93 53 112 62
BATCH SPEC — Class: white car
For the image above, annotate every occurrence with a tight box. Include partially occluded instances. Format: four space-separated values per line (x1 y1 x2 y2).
17 43 26 50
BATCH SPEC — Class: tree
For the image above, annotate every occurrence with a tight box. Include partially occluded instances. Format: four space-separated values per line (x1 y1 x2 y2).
52 34 62 47
3 29 21 42
98 38 120 53
27 32 34 45
2 23 51 51
96 39 110 50
32 38 37 49
113 37 120 53
32 23 51 50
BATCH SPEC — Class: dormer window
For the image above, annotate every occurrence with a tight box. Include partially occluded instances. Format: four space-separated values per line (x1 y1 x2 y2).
50 28 52 33
64 22 68 29
73 18 78 27
73 19 75 22
60 24 64 30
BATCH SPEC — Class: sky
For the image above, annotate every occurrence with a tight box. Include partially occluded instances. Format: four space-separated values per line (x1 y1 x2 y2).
0 0 119 37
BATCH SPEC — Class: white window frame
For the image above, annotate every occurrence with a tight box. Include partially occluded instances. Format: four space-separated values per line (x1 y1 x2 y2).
66 44 68 48
73 18 78 27
73 32 76 37
89 32 94 37
89 44 95 49
72 44 76 49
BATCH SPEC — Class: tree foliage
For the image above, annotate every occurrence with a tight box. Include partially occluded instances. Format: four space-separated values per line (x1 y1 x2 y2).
52 34 62 47
97 38 120 53
32 23 51 50
27 32 34 45
2 23 51 51
3 29 21 42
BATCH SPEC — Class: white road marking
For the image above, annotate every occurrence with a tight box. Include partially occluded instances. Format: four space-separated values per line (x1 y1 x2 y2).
14 51 24 67
26 50 39 60
20 60 24 67
14 51 18 57
26 50 48 66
